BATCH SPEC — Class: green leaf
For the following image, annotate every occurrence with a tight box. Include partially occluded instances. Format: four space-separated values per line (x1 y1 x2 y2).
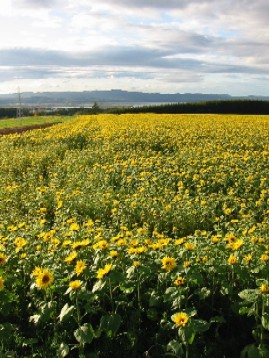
167 339 184 356
29 302 57 325
29 314 41 325
238 289 259 302
147 308 159 321
178 326 196 345
256 279 268 286
92 280 106 293
64 287 72 295
262 313 269 331
149 291 162 307
185 309 197 317
74 323 94 344
163 287 180 302
59 343 69 358
209 316 226 324
119 281 135 294
220 285 230 296
126 266 136 278
0 323 14 340
241 344 259 357
239 306 253 316
191 319 210 333
109 270 125 284
58 303 75 322
100 313 122 338
258 346 269 357
198 287 211 300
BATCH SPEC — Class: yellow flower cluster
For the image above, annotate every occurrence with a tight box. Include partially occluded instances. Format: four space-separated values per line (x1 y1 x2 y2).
0 113 268 353
96 264 113 280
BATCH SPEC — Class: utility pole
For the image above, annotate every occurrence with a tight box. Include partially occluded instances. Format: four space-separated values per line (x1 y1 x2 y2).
16 87 23 118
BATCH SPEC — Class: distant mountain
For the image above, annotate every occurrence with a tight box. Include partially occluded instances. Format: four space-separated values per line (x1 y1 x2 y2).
0 90 268 107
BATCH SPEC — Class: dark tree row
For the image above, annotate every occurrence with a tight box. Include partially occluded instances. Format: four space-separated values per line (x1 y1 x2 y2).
108 100 269 115
2 100 269 119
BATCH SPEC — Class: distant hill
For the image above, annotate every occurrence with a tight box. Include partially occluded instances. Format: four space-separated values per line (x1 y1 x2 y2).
0 90 269 107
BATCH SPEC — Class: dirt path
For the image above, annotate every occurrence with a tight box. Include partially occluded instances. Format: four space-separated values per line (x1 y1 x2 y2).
0 122 61 136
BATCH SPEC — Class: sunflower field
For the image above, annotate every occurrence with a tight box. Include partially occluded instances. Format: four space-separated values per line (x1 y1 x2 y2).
0 113 268 357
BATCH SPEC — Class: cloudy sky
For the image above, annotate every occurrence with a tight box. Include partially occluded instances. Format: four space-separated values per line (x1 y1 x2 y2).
0 0 268 95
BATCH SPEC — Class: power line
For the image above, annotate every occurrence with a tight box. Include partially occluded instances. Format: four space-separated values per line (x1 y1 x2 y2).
16 87 23 118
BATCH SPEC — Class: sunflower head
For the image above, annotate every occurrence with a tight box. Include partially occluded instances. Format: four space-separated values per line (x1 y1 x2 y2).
75 260 86 276
260 283 269 294
96 264 113 279
0 276 4 291
69 280 82 290
35 269 54 289
171 312 189 328
174 276 185 286
161 257 176 272
0 253 7 265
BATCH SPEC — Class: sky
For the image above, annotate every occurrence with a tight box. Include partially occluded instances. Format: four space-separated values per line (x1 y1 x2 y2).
0 0 269 95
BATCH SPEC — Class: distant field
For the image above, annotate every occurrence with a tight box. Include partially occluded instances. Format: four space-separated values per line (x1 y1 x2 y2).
0 115 73 129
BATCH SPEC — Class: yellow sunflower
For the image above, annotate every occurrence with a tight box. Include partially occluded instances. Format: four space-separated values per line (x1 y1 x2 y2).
174 276 185 286
172 312 189 328
32 266 43 277
0 253 7 265
64 251 78 263
260 283 269 294
161 257 176 272
0 276 4 290
227 254 238 265
109 250 118 258
35 269 54 289
74 260 86 276
69 280 82 290
96 264 113 280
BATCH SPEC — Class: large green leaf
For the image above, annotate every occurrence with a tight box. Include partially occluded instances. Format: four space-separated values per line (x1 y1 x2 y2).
58 343 69 358
100 313 122 338
167 339 184 356
238 289 259 302
74 323 94 344
58 303 75 322
92 280 106 293
262 313 269 331
178 326 196 345
191 319 210 333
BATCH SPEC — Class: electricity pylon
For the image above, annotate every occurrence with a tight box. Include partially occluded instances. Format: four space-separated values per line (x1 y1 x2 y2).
16 87 23 118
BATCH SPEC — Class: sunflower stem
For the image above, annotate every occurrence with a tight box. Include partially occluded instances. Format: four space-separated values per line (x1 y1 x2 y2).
108 278 115 312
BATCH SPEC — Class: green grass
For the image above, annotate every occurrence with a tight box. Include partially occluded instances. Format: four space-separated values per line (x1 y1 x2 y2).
0 116 73 129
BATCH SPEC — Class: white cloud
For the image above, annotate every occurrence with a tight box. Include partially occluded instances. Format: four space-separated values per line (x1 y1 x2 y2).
0 0 269 94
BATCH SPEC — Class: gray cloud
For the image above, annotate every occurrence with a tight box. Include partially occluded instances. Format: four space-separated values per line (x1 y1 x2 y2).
101 0 203 9
0 47 210 69
0 46 266 77
101 0 269 11
12 0 60 8
0 47 168 67
0 65 158 83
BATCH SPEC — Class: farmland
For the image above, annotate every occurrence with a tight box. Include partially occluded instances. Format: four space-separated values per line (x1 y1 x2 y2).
0 114 268 357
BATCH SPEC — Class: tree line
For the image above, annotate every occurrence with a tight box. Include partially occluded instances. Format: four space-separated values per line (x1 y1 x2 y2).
1 100 269 119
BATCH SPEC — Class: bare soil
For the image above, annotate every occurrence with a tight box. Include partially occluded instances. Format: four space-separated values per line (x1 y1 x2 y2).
0 122 61 136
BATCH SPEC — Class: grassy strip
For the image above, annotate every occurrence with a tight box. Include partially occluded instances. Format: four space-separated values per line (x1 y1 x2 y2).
0 116 73 129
